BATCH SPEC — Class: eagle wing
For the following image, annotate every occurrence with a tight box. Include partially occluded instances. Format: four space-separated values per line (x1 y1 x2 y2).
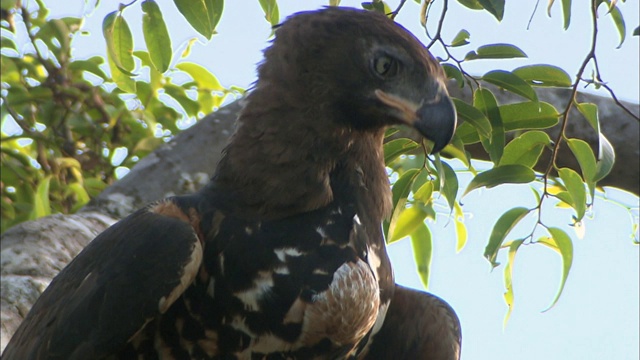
2 199 203 360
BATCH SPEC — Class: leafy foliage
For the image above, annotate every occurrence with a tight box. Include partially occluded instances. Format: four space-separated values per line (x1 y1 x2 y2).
1 0 637 326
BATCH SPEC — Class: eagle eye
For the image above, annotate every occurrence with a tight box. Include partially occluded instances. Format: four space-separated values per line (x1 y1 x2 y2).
372 55 399 78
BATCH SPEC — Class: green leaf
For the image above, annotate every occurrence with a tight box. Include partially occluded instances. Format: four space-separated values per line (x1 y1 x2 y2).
259 0 280 27
102 11 135 76
499 101 560 131
474 88 504 164
452 98 492 138
410 223 433 289
566 138 597 198
68 58 108 80
604 0 626 47
464 164 536 196
383 138 419 164
478 0 505 21
176 62 223 91
499 131 551 168
30 176 51 219
142 0 172 72
512 64 572 87
558 168 586 220
174 0 223 40
442 63 464 87
548 0 572 29
594 133 615 182
451 29 471 47
390 205 428 242
503 239 524 327
440 160 459 211
107 53 136 93
484 207 530 267
633 26 639 36
540 227 573 311
386 169 421 241
414 180 434 205
465 43 527 60
482 70 538 101
576 102 599 132
163 83 200 117
457 0 484 10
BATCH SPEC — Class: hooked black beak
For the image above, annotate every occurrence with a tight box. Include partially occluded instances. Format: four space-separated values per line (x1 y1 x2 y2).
375 88 457 154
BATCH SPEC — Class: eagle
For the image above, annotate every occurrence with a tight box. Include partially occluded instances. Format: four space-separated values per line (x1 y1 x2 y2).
3 7 459 360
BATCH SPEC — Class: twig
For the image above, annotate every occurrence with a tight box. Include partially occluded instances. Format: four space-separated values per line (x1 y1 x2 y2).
390 0 408 19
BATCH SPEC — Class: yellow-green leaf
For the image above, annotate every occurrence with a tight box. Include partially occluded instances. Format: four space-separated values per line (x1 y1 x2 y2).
174 0 223 40
499 101 560 131
454 202 467 252
503 238 524 327
540 227 573 311
566 138 597 198
465 43 527 60
30 176 51 219
558 168 586 221
383 138 419 164
142 0 172 72
389 206 428 243
410 223 433 289
102 11 135 76
450 29 470 47
176 62 223 91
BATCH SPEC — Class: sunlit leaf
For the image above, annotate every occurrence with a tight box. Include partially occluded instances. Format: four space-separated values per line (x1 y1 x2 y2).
390 205 428 242
540 227 573 311
464 165 536 196
440 160 459 212
499 131 551 168
482 70 538 101
484 207 530 267
102 11 135 75
68 58 108 80
603 0 626 47
142 0 172 72
30 176 51 220
259 0 280 27
558 168 586 221
414 180 434 205
411 223 433 289
465 43 527 60
512 65 572 87
174 0 223 40
386 169 421 241
454 202 467 252
566 138 597 198
503 239 524 327
176 62 223 91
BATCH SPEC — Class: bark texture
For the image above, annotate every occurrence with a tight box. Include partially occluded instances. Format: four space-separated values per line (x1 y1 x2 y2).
1 90 637 353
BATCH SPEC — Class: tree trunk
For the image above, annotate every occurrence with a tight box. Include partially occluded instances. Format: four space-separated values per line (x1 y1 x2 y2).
0 90 637 352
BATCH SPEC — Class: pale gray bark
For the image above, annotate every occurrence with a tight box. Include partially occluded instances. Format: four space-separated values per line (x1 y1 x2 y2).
0 90 637 352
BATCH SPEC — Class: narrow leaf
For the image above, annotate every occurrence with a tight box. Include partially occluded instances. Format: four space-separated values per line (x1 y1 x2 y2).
503 239 524 327
606 1 626 47
440 161 459 212
30 176 51 219
566 138 597 198
484 207 530 267
558 168 586 221
465 43 527 60
464 165 536 196
512 64 572 87
386 169 421 241
142 0 172 72
561 0 571 29
102 11 135 75
259 0 280 27
411 223 433 289
482 70 538 101
474 89 504 164
594 133 615 181
454 202 467 252
541 227 573 311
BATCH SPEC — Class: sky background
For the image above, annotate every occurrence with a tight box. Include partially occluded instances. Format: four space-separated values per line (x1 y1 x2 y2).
18 0 640 359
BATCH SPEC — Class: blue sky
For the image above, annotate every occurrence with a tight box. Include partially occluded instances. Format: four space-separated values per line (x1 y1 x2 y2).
26 0 640 359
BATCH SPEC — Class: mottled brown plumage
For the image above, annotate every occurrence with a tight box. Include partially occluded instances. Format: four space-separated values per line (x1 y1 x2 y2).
3 7 458 360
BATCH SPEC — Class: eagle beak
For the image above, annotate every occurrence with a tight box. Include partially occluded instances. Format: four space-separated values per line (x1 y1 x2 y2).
375 88 457 154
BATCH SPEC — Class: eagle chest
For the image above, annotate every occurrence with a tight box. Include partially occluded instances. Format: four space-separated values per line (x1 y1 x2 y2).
148 205 388 359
